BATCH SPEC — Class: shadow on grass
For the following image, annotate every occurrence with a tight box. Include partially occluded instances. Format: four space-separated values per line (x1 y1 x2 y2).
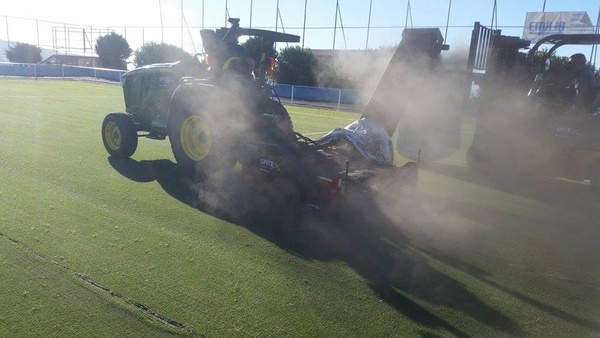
420 245 600 332
108 156 522 336
418 162 600 332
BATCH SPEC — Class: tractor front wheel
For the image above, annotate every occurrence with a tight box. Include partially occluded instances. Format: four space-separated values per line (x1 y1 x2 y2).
101 113 138 158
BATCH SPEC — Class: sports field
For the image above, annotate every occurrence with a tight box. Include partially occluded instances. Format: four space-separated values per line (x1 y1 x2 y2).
0 78 599 336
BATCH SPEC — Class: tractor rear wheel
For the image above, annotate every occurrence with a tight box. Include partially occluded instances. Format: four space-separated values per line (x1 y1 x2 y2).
168 99 236 180
101 113 138 158
269 100 295 143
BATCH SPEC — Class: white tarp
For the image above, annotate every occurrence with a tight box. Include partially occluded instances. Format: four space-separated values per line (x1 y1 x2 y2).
523 12 595 43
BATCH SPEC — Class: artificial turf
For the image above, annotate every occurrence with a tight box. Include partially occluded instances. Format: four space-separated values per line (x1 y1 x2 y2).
0 78 598 336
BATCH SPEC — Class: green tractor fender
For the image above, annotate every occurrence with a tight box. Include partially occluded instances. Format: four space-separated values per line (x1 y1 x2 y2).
167 80 216 124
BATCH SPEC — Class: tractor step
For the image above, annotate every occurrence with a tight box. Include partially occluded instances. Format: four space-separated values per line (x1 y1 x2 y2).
147 121 168 140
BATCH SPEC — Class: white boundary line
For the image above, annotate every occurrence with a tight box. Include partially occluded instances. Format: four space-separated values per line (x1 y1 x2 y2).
289 111 357 121
303 131 331 136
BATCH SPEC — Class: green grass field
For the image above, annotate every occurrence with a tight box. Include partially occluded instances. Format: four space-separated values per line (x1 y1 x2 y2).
0 78 599 337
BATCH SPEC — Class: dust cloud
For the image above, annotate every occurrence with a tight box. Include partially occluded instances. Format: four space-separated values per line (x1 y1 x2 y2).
152 26 600 335
184 37 480 253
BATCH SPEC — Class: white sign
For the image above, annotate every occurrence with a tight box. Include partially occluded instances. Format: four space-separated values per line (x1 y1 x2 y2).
523 12 595 43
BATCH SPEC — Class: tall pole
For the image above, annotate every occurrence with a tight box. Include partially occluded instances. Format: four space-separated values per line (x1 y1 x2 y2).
158 0 164 43
225 0 228 25
64 23 68 54
274 0 279 50
333 0 339 50
405 0 412 28
491 0 497 29
5 16 10 47
250 0 253 28
36 19 40 49
444 0 452 43
181 0 184 49
542 0 546 12
366 0 373 50
275 0 279 32
590 4 600 66
302 0 308 48
202 0 205 29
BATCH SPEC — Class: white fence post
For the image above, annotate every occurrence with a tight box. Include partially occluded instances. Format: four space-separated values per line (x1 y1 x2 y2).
34 64 37 79
61 64 65 79
337 89 342 110
291 85 294 104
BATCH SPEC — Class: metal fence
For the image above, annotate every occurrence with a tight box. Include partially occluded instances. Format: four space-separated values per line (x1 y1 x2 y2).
273 83 361 110
0 63 362 110
0 62 126 82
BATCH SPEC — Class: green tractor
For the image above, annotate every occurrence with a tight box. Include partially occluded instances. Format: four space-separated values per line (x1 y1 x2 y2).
102 18 299 179
101 18 421 212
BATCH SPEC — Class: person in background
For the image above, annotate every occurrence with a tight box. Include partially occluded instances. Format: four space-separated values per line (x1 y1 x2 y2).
566 53 597 114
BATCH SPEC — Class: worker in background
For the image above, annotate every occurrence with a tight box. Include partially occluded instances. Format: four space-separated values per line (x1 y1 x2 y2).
566 53 597 114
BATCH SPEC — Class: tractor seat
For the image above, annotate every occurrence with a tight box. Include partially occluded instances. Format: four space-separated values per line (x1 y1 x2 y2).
200 29 218 57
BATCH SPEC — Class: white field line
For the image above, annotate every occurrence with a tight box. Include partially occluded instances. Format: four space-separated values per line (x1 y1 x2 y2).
382 238 600 291
290 111 357 122
303 131 331 136
0 95 120 98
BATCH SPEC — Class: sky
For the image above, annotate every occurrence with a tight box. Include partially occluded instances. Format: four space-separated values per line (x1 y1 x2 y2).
1 0 600 58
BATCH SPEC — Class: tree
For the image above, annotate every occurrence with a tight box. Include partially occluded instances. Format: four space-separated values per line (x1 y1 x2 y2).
242 37 277 75
95 32 132 70
133 42 191 68
317 60 354 89
5 42 42 63
273 46 318 86
547 52 569 72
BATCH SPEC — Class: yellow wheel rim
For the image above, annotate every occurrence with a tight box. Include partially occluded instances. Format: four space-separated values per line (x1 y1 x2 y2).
181 115 211 161
104 121 122 150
